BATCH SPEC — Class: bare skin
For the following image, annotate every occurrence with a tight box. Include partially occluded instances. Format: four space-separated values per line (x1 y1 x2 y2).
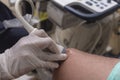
53 48 120 80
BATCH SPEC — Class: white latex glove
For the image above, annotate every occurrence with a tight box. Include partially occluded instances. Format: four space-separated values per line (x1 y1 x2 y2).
0 29 67 80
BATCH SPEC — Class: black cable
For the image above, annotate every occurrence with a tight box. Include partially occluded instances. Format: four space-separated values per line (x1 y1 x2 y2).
21 1 33 15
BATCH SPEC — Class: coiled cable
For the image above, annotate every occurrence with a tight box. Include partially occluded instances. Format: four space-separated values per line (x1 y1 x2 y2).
15 0 35 33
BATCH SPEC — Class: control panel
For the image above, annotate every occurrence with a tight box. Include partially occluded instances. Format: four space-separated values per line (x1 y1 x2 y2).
52 0 120 22
75 0 117 13
53 0 118 13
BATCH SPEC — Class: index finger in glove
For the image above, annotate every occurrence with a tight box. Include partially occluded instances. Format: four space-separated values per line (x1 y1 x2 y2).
42 53 67 61
31 28 48 37
31 30 61 54
37 37 60 54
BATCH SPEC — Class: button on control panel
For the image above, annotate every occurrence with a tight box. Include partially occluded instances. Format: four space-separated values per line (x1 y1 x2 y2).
77 0 118 13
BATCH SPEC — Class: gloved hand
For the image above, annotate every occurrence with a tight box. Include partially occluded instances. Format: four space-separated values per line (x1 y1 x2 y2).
0 29 67 80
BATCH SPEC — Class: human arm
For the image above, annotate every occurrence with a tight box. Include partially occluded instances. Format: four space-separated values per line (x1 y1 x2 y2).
53 48 119 80
0 29 67 80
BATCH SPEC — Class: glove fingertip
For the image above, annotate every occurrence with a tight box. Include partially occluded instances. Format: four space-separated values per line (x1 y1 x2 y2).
60 54 68 60
52 63 59 69
46 62 59 69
